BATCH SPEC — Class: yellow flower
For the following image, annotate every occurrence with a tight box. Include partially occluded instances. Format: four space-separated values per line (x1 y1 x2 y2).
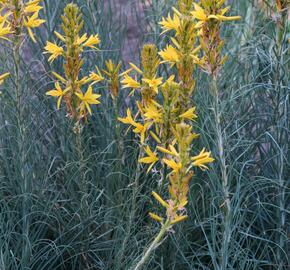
191 3 241 25
0 21 12 40
0 72 9 85
121 74 141 89
44 42 64 62
144 103 163 123
159 45 179 67
24 12 45 42
82 34 101 49
139 146 159 173
24 0 43 14
191 148 214 170
179 107 197 121
46 82 69 109
75 85 101 115
89 67 105 84
159 13 180 34
76 33 88 46
163 158 182 173
118 108 136 126
133 122 150 144
142 77 163 94
118 109 149 143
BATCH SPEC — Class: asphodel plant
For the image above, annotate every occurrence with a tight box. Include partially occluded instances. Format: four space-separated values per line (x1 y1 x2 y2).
0 0 45 82
44 3 103 127
118 1 221 268
0 0 45 265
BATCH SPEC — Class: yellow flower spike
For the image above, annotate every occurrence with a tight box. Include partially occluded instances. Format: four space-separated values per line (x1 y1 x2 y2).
0 72 9 85
121 74 141 89
179 107 198 121
191 148 215 170
46 82 69 109
75 85 101 116
142 77 163 94
162 159 182 174
171 215 188 225
82 34 101 49
148 212 163 223
44 3 102 121
44 42 64 62
152 191 169 208
159 45 179 67
139 146 159 173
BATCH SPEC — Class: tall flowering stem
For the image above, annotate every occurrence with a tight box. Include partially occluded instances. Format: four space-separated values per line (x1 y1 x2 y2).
0 0 45 265
118 1 215 268
272 1 288 268
44 4 103 266
44 3 102 125
192 1 241 269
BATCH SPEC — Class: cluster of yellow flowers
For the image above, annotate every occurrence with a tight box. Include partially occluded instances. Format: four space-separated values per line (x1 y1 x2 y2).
191 0 241 77
118 0 240 226
0 0 45 84
44 3 103 123
0 0 45 42
118 0 241 228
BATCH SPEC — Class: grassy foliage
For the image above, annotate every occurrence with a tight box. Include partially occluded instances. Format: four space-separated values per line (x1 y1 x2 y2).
0 0 289 269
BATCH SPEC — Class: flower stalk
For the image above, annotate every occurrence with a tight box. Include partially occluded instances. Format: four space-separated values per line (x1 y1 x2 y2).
193 1 241 269
0 0 45 265
118 0 216 266
132 219 171 270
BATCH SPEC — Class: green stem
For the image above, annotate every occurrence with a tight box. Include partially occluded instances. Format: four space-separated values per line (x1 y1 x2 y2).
75 126 90 268
274 12 287 270
132 219 171 270
211 78 231 270
12 29 31 266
